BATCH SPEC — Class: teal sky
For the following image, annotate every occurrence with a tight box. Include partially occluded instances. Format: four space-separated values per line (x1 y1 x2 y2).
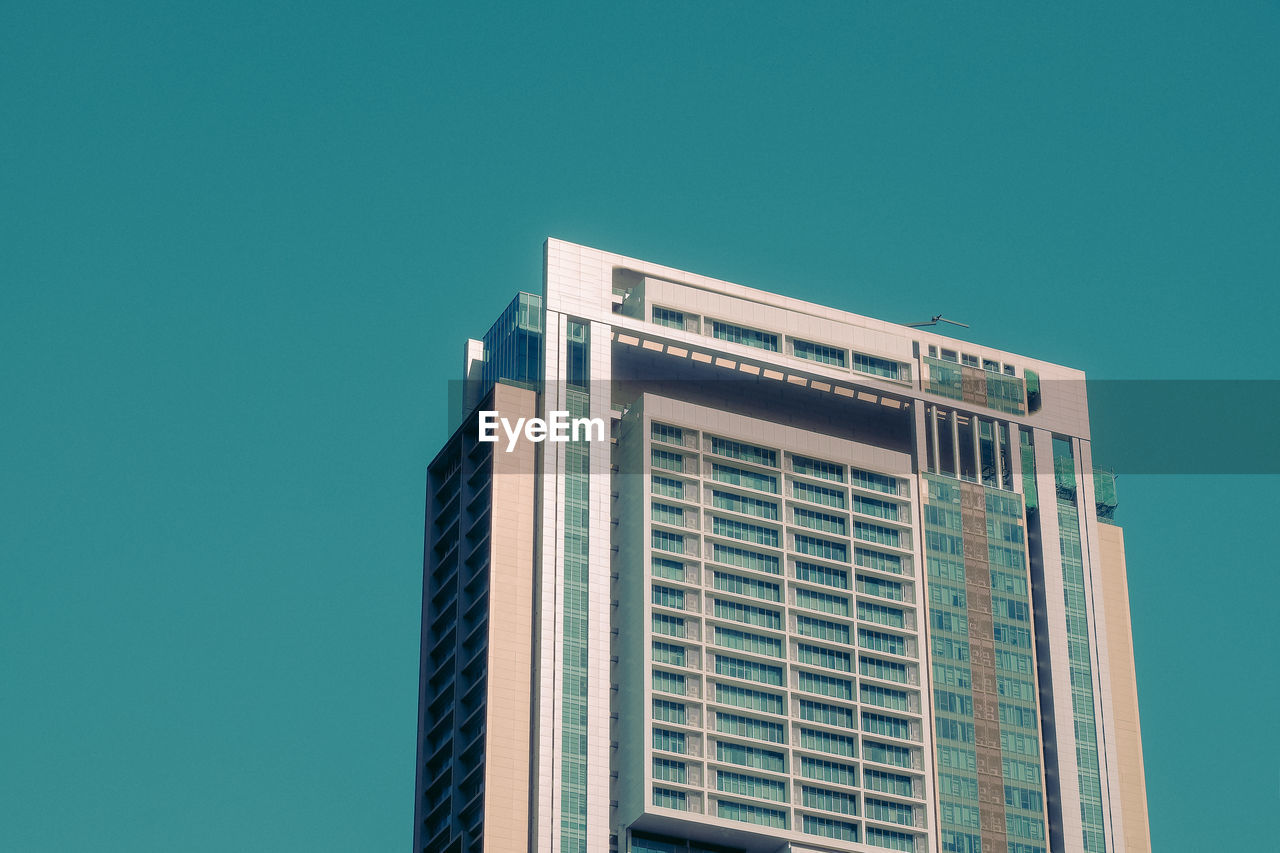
2 2 1276 850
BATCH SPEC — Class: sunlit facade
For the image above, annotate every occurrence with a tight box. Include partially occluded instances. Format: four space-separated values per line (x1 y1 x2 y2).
412 240 1150 853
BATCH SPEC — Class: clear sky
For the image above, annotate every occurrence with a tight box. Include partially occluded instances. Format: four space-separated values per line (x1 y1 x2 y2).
2 2 1275 850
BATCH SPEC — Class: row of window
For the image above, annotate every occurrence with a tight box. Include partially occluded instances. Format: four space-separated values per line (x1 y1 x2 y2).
655 686 916 768
654 681 919 743
654 307 912 387
651 430 904 502
926 343 1018 376
652 564 909 631
653 479 906 535
655 773 920 834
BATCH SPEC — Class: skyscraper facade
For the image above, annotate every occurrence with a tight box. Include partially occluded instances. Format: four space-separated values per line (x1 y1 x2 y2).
413 240 1150 853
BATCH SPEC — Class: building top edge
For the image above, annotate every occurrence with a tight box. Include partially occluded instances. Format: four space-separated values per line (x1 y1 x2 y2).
545 236 1087 382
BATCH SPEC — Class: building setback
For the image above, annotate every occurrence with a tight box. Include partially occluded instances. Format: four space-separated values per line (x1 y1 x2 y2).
412 239 1150 853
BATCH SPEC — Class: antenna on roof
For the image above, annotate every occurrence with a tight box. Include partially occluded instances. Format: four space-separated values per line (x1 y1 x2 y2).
906 314 970 329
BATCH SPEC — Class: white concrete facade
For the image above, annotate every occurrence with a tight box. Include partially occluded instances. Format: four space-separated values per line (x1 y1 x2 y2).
438 238 1145 853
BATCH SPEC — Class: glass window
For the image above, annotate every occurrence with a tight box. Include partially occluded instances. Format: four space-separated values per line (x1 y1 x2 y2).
793 507 848 536
715 683 784 715
652 698 686 724
651 787 687 810
797 643 852 672
652 448 685 472
860 655 910 684
863 740 915 768
711 543 779 575
652 529 685 554
652 641 686 666
792 480 846 508
800 756 858 787
853 493 900 520
793 339 847 367
713 599 782 630
652 727 686 754
795 534 848 563
866 825 916 851
709 437 777 467
798 699 855 729
858 600 905 628
716 799 787 829
652 306 686 330
653 756 687 783
651 557 685 581
866 797 915 826
856 547 903 574
853 521 900 548
652 670 687 696
861 683 911 711
714 626 782 657
711 463 778 494
852 352 900 380
799 727 857 757
857 574 904 601
715 740 786 773
794 560 849 589
863 711 912 740
849 466 901 491
713 571 780 602
652 613 685 638
795 615 850 644
797 670 853 700
566 320 589 389
864 768 914 797
715 654 783 686
717 770 787 802
651 475 686 499
711 489 778 520
712 321 779 352
651 422 685 445
716 712 786 744
859 628 906 655
652 502 685 527
713 516 779 547
792 455 844 482
796 587 850 616
803 814 860 841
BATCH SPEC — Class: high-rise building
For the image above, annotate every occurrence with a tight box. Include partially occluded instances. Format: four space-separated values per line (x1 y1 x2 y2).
413 240 1150 853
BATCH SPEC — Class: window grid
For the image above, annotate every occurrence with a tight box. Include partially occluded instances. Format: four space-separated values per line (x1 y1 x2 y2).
641 428 926 824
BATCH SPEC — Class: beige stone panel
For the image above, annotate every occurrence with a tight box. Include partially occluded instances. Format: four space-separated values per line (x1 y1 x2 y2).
484 383 539 853
1097 524 1152 853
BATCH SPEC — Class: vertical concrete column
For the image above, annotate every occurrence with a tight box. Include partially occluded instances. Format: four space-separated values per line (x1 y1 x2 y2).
1074 439 1123 853
1009 424 1022 490
949 409 960 479
970 414 981 482
929 405 941 474
912 400 928 475
994 420 1005 488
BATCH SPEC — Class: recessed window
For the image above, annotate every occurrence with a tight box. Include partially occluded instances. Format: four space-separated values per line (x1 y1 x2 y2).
852 352 900 380
712 321 778 352
652 306 686 330
792 339 847 367
961 353 980 368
